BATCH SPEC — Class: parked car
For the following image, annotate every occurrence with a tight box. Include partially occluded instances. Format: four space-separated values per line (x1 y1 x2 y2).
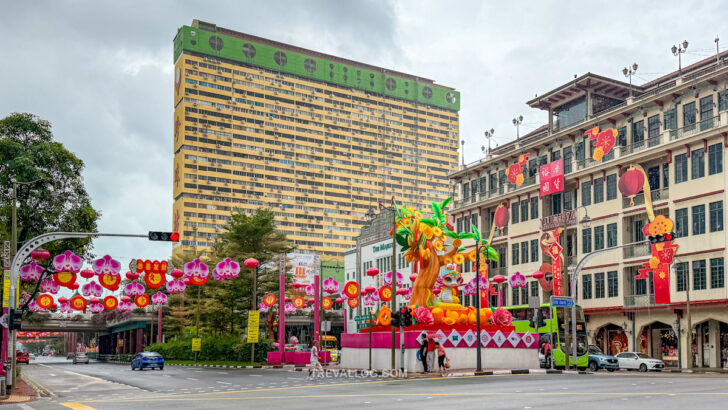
587 345 619 372
73 353 90 364
16 351 30 364
615 352 664 372
131 352 164 371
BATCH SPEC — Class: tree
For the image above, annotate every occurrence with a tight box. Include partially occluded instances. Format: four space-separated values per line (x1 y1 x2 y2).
0 113 100 257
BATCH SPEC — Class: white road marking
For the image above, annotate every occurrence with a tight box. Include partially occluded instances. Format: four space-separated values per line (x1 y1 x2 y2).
18 404 35 410
216 381 232 385
249 374 262 377
186 377 198 380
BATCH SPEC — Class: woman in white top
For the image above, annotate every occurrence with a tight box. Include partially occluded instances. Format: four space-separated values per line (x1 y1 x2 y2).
308 343 323 379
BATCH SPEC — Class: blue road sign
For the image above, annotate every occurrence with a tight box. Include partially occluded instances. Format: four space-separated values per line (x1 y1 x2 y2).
552 297 574 308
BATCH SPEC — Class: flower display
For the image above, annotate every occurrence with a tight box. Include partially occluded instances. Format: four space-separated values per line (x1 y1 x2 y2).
20 262 44 282
213 258 240 281
166 279 186 294
124 281 145 297
118 301 133 312
384 271 403 287
151 292 168 305
58 302 73 314
509 271 527 288
184 259 209 286
284 303 296 314
40 278 59 294
363 290 379 307
28 299 44 312
413 306 434 325
490 308 513 327
53 250 82 273
322 277 339 294
92 255 121 276
305 284 315 296
81 281 103 298
258 302 270 313
89 302 104 313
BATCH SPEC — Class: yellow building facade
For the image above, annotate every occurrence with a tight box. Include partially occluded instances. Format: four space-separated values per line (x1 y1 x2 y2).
172 20 460 262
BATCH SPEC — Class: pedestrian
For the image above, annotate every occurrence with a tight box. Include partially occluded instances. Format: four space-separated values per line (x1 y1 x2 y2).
419 332 429 373
307 342 323 380
435 341 448 376
542 338 553 369
426 334 437 374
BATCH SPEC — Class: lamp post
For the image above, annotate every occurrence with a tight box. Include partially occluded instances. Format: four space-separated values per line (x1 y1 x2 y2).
461 140 465 167
512 116 524 141
622 63 638 97
484 129 495 158
671 40 689 76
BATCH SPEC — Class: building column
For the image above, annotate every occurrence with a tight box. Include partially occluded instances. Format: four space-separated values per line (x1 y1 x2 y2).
136 328 144 353
709 320 719 368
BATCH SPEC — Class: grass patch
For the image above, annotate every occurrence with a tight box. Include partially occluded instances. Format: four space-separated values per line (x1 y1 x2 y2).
165 360 260 367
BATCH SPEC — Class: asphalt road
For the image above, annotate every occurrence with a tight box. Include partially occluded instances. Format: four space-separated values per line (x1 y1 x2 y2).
14 357 728 409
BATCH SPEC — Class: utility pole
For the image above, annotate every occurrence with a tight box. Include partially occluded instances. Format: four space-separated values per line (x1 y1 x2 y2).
251 264 257 364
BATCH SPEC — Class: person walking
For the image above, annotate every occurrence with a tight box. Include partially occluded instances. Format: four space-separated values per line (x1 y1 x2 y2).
307 342 323 379
419 332 429 373
426 334 437 374
435 342 448 376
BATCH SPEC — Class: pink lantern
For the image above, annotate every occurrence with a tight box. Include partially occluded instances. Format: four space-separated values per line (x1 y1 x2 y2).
92 255 121 277
305 284 315 296
307 298 315 304
335 298 343 304
121 295 131 303
58 296 69 305
53 250 82 273
291 282 304 289
492 275 507 284
31 249 50 261
244 258 259 269
366 267 379 277
395 288 408 296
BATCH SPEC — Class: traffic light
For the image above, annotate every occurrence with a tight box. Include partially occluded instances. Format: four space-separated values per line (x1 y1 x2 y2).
401 307 413 327
391 310 401 328
148 231 180 242
9 309 22 331
529 310 545 330
648 232 675 244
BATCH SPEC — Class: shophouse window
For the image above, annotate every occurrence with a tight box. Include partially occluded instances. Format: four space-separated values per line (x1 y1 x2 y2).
648 115 660 146
693 204 706 235
675 153 688 183
564 191 573 211
664 108 677 130
617 126 627 147
606 174 617 200
457 217 462 233
663 163 670 188
674 209 688 239
710 258 724 289
582 227 592 254
632 121 644 146
693 260 706 290
594 225 604 250
593 178 604 203
607 271 618 297
463 182 469 198
575 140 585 162
676 262 688 292
700 95 714 130
563 146 573 174
692 148 705 179
683 102 696 131
551 193 562 215
512 243 519 265
710 201 723 232
595 272 605 298
634 271 652 295
530 197 539 219
581 181 591 206
530 281 539 297
708 143 723 175
521 199 528 222
583 274 592 299
521 241 529 264
719 90 728 111
607 223 617 247
479 176 487 193
512 201 519 224
551 150 561 162
471 180 478 197
512 287 520 306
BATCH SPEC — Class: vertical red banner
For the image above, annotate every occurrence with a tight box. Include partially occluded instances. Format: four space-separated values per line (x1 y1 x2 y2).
540 159 564 197
653 265 671 304
552 256 562 296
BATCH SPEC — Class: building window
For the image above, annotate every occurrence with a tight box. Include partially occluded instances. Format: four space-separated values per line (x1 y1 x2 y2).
647 114 660 146
617 126 627 147
664 108 677 130
708 143 723 175
530 197 539 219
479 176 487 193
673 208 688 238
675 153 688 183
692 148 705 179
711 258 725 289
683 102 696 131
693 204 706 235
663 163 670 188
530 281 539 297
582 227 592 254
457 218 462 233
521 288 529 305
512 202 520 224
512 287 520 306
606 174 617 200
471 180 478 197
471 213 479 230
530 239 539 262
563 146 573 174
632 121 644 146
489 172 497 192
575 140 585 162
581 181 592 206
521 241 529 265
463 182 469 198
676 262 688 292
594 225 604 250
593 178 604 204
634 271 652 296
607 271 618 297
595 272 605 298
552 193 562 215
710 201 724 232
521 200 528 222
512 243 519 265
564 191 573 211
693 260 706 290
719 90 728 111
583 274 592 299
607 223 617 247
700 95 714 130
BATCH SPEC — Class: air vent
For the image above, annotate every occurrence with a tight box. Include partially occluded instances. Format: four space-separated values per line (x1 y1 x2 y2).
209 36 224 51
304 58 317 73
446 92 457 104
274 51 288 66
242 43 256 59
422 87 433 99
385 78 396 91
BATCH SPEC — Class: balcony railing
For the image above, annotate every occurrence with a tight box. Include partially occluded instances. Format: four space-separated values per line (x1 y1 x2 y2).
622 241 651 259
669 115 721 141
488 267 508 277
624 294 655 307
622 187 669 208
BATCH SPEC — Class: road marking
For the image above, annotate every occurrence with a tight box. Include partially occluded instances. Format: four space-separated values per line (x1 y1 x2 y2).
63 370 103 381
186 377 198 380
216 381 232 385
60 403 97 410
18 404 35 410
249 374 262 377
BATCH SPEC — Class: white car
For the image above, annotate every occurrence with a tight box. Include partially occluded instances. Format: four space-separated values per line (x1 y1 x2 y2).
615 352 665 372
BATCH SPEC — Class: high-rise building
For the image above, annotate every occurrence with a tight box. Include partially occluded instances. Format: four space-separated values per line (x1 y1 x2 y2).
172 20 460 264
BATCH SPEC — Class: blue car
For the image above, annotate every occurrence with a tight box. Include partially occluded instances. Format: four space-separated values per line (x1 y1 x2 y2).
588 345 619 372
131 351 165 371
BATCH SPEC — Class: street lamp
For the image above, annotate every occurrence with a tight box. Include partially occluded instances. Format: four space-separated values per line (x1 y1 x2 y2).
579 207 591 230
484 129 495 157
512 115 523 140
671 40 689 76
461 140 465 166
622 63 638 97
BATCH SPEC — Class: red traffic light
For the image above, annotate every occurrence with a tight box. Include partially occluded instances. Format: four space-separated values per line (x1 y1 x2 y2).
148 231 180 242
170 232 179 242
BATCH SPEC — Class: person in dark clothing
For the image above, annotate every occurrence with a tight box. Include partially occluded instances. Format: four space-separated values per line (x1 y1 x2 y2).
419 332 429 373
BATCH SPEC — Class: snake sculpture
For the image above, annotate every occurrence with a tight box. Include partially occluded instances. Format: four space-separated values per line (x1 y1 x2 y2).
427 266 464 308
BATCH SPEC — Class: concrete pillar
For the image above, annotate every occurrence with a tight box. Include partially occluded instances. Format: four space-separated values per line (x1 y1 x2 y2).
709 320 719 368
136 329 144 353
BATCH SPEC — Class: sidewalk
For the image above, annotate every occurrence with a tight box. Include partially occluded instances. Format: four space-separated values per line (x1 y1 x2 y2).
0 378 38 406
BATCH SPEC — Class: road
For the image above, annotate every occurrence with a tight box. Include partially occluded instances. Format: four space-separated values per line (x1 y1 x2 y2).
13 357 728 409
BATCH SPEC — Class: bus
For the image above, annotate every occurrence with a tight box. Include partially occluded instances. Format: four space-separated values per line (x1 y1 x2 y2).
505 303 588 369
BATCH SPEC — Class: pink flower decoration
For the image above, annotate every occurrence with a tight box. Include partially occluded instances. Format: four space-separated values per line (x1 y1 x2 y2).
118 301 133 312
284 303 296 314
305 284 315 296
124 281 145 297
28 299 44 312
20 292 30 305
258 302 270 312
402 287 412 301
82 281 103 297
213 258 240 281
183 259 209 279
40 278 59 294
89 303 104 313
151 292 167 305
58 302 73 314
53 250 82 273
20 262 44 282
165 279 186 294
92 255 121 276
490 308 513 326
509 271 527 288
322 277 339 294
413 306 434 325
463 276 488 296
363 291 379 307
384 271 403 287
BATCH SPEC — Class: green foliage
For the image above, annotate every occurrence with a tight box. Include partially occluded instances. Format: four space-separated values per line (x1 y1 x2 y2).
146 336 272 363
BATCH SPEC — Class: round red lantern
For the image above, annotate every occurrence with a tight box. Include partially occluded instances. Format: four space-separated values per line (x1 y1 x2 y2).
80 269 95 279
396 288 409 296
492 275 507 284
619 167 645 206
53 271 77 288
31 249 50 261
262 293 277 307
58 296 68 304
188 275 208 286
532 271 545 279
494 205 509 229
183 277 191 285
103 296 118 310
364 286 376 294
244 258 259 269
121 295 131 303
69 295 87 311
366 267 379 277
292 296 306 309
171 269 184 279
347 298 359 308
308 298 315 304
135 294 150 308
284 297 290 303
322 297 333 310
335 298 343 304
99 273 121 291
343 281 360 298
126 271 140 280
409 274 417 282
36 294 54 310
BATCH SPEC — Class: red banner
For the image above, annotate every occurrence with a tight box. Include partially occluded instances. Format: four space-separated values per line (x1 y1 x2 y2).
653 265 671 304
552 256 563 296
540 159 564 197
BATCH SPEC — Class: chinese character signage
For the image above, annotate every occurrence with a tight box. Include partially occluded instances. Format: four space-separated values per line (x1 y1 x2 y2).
540 159 564 197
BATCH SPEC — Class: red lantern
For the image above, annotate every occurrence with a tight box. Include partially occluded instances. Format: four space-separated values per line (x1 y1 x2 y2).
396 288 409 296
36 294 54 310
144 271 166 289
364 286 376 294
58 296 68 304
171 269 184 279
492 275 507 284
53 271 77 288
291 282 304 289
619 168 645 205
69 295 87 311
343 281 360 298
262 293 277 307
80 269 95 279
379 285 392 302
103 296 118 310
409 274 417 282
532 271 545 279
89 297 100 304
135 294 150 308
347 298 359 308
335 298 343 304
31 249 50 261
292 296 306 309
494 205 509 229
366 267 379 277
308 298 315 304
68 282 80 290
284 297 290 303
99 273 121 291
183 277 191 285
244 258 259 269
126 271 140 280
322 297 333 310
121 296 131 303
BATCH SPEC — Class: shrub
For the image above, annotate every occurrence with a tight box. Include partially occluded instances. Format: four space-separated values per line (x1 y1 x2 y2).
146 336 272 363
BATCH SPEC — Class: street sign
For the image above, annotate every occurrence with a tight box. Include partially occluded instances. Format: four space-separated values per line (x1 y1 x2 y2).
247 311 260 343
551 296 574 308
322 321 331 332
354 315 370 321
191 338 202 352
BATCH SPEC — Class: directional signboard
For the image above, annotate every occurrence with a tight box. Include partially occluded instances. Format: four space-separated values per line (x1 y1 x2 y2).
551 296 574 308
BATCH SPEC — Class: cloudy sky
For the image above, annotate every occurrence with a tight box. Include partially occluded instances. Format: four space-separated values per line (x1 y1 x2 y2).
1 0 725 264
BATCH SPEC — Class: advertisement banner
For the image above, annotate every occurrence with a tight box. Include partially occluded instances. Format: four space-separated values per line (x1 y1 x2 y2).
247 311 260 343
287 253 320 286
539 159 564 197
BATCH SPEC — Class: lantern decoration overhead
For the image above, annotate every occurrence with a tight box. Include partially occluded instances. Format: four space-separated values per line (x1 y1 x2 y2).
103 295 118 310
53 271 77 288
384 271 403 287
171 269 184 279
124 281 145 297
58 302 73 314
20 262 44 282
401 287 412 301
81 281 103 298
342 281 360 298
28 299 43 312
379 285 392 302
118 300 133 312
40 278 59 294
292 296 306 309
618 167 645 206
307 298 315 305
493 205 509 230
509 271 527 288
213 258 241 281
304 284 315 296
121 295 131 303
36 294 54 310
335 297 343 304
322 297 333 310
69 295 87 311
366 267 379 277
92 255 121 277
507 153 530 187
166 279 186 294
89 302 104 314
284 297 290 303
409 274 417 283
322 277 339 294
80 269 95 279
98 273 121 291
151 292 168 306
262 293 277 307
53 250 83 273
585 127 617 162
243 258 259 269
125 271 140 280
30 248 50 261
135 294 150 308
364 286 376 295
183 259 209 286
347 298 359 308
144 270 167 289
283 303 296 314
69 282 80 290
